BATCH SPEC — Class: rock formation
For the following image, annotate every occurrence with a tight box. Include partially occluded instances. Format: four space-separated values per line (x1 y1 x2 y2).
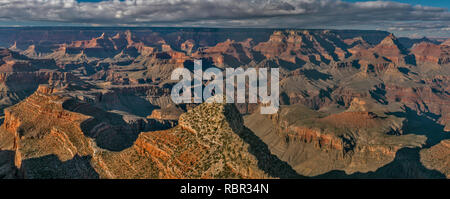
0 87 298 179
421 140 450 178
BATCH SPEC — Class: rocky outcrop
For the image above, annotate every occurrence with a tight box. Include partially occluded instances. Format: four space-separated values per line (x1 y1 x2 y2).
0 48 57 72
147 104 183 121
0 87 298 178
0 48 89 113
92 100 300 179
385 84 450 117
244 104 426 176
411 42 450 65
0 85 95 178
421 140 450 178
193 39 256 67
253 30 348 65
0 70 89 113
370 34 408 64
180 40 195 55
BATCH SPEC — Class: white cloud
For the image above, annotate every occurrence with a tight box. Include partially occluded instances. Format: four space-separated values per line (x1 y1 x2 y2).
0 0 447 32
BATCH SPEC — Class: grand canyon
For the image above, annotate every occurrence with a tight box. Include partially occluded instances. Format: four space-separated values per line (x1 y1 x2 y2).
0 27 448 179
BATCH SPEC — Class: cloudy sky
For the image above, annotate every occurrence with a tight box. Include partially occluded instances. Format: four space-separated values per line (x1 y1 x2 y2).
0 0 448 37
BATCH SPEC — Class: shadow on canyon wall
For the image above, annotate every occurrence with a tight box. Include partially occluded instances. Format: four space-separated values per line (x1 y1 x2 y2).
315 107 448 179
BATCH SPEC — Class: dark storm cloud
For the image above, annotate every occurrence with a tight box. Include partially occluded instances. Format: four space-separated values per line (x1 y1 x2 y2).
0 0 448 32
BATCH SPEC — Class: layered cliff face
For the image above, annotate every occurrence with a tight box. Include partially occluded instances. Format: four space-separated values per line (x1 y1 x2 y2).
0 48 89 113
0 87 297 179
0 85 97 178
343 33 417 76
93 98 299 179
0 84 165 178
411 42 450 65
369 34 409 65
244 101 428 176
253 30 349 64
193 39 258 67
0 48 57 72
93 101 279 179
